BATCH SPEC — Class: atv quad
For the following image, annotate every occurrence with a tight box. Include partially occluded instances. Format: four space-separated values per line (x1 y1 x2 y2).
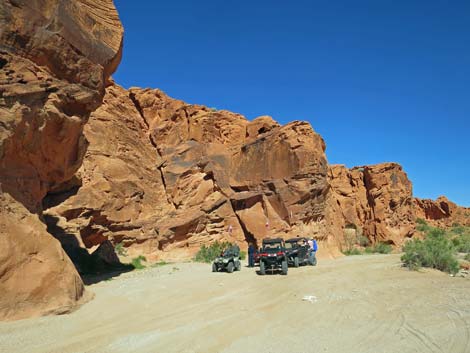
285 237 311 267
258 238 288 275
212 245 241 273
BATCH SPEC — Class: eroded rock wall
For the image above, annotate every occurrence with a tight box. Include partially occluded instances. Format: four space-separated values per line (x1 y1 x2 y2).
328 163 416 247
47 85 337 260
414 196 470 228
0 0 123 320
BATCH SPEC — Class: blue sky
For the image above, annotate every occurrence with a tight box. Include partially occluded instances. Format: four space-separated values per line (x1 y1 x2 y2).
113 0 470 206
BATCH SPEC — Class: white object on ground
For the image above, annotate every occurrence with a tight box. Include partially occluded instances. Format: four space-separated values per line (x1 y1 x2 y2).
302 295 318 303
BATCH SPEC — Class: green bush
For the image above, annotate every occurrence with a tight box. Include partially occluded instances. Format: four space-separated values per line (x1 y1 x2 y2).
194 241 232 263
131 255 147 270
239 250 247 260
416 218 431 233
363 242 392 254
115 242 127 256
343 248 362 256
448 225 470 253
358 235 370 247
372 242 392 254
401 232 459 274
465 253 470 262
452 233 470 253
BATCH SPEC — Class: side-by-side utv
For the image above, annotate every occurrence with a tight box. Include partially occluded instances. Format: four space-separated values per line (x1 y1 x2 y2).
258 238 288 275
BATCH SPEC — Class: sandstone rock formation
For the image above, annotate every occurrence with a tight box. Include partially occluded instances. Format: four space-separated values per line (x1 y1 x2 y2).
47 84 341 261
0 0 123 320
328 163 415 246
414 196 470 228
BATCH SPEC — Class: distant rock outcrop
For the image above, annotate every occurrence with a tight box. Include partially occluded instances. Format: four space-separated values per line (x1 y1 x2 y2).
328 163 415 246
0 0 123 320
414 196 470 228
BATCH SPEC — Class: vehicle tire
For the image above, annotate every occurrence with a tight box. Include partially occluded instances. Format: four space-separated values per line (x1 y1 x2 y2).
227 262 234 273
308 254 314 266
259 261 266 275
294 257 299 268
212 263 217 272
281 260 288 275
235 261 241 271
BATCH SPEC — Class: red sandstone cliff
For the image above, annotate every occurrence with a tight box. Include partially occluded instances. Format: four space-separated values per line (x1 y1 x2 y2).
0 0 123 320
414 196 470 228
46 84 341 261
2 0 468 323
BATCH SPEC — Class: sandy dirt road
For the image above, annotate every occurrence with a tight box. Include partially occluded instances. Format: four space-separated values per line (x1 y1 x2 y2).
0 254 469 353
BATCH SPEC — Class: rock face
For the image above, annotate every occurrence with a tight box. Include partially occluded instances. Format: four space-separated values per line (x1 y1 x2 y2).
414 196 470 227
52 84 469 262
0 0 123 320
47 85 340 260
328 163 415 246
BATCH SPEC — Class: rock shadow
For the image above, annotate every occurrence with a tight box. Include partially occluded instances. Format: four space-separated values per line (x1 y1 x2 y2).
44 214 133 285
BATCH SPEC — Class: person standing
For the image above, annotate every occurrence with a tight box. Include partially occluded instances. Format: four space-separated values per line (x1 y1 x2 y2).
308 238 318 266
248 243 255 267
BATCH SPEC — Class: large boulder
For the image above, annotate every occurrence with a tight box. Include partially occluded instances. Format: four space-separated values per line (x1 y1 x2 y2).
0 0 123 320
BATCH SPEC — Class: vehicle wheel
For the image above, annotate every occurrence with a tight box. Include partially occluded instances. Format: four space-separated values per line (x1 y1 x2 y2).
212 263 217 272
235 261 241 271
294 257 299 268
281 260 288 275
259 261 266 275
227 262 234 273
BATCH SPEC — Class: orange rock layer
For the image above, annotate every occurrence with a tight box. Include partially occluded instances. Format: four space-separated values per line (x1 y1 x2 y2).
0 0 123 321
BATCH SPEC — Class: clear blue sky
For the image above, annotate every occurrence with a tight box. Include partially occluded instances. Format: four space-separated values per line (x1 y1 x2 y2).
113 0 470 206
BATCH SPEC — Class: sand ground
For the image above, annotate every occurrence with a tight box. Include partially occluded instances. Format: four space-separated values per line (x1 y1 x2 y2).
0 254 469 353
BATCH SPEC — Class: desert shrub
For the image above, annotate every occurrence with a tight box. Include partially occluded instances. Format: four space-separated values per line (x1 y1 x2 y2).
114 242 127 256
416 218 427 225
343 248 362 256
465 253 470 262
448 226 470 253
401 232 459 274
343 227 357 252
194 241 232 263
451 233 470 253
358 235 370 247
365 242 392 254
239 250 247 260
342 224 370 253
416 218 431 233
374 242 392 254
131 255 147 270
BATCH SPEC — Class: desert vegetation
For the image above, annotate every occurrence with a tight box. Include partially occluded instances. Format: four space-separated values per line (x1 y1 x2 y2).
401 219 470 274
131 255 147 270
342 224 392 255
194 241 234 263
